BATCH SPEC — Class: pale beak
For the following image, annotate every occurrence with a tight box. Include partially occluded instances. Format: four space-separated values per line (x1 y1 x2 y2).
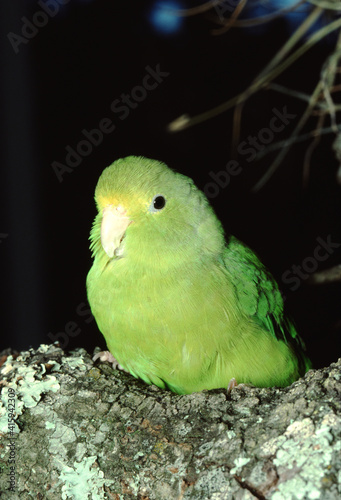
101 205 131 258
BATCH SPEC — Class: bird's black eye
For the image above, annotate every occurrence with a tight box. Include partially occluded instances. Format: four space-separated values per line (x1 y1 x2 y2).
151 195 166 211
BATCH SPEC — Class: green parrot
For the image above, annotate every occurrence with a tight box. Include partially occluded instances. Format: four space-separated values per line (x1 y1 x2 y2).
87 156 311 394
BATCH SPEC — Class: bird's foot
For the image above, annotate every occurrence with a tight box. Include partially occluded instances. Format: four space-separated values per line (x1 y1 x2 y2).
93 350 127 372
227 377 252 394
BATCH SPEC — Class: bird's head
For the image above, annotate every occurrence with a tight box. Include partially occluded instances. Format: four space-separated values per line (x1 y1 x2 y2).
90 156 225 269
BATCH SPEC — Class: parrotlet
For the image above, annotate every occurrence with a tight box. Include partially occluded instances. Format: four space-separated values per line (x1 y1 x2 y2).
87 156 311 394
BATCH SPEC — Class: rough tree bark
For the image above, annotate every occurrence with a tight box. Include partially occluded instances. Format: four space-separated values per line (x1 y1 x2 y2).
0 344 340 499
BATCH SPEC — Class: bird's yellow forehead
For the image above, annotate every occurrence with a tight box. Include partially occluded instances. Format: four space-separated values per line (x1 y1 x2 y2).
96 194 148 213
97 195 119 209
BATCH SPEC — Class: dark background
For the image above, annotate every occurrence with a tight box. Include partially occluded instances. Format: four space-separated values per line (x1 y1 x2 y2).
1 0 340 368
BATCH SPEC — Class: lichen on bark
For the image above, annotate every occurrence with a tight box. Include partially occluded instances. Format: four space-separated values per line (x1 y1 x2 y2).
0 344 340 499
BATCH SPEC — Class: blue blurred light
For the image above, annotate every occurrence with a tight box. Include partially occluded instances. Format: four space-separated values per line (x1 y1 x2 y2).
245 0 313 31
149 1 184 35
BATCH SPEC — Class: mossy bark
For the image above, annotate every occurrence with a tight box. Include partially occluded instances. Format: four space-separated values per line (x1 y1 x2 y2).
0 345 340 499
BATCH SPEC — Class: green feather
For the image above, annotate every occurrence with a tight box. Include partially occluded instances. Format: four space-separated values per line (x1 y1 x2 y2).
87 156 311 394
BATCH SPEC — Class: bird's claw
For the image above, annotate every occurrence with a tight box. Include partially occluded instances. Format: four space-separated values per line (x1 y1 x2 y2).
227 377 252 394
227 377 238 394
93 350 127 372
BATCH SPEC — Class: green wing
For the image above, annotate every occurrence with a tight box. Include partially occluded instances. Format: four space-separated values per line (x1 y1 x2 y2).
223 236 301 347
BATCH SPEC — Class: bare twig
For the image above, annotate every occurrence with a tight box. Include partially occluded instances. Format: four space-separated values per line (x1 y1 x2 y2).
168 10 341 132
302 112 325 187
168 1 341 194
212 0 308 31
308 265 341 284
252 80 323 191
211 0 248 35
174 1 222 17
266 83 316 104
307 0 341 10
254 124 341 158
252 28 341 192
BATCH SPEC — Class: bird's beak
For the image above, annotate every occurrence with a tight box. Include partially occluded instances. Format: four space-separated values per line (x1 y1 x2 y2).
101 205 131 258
